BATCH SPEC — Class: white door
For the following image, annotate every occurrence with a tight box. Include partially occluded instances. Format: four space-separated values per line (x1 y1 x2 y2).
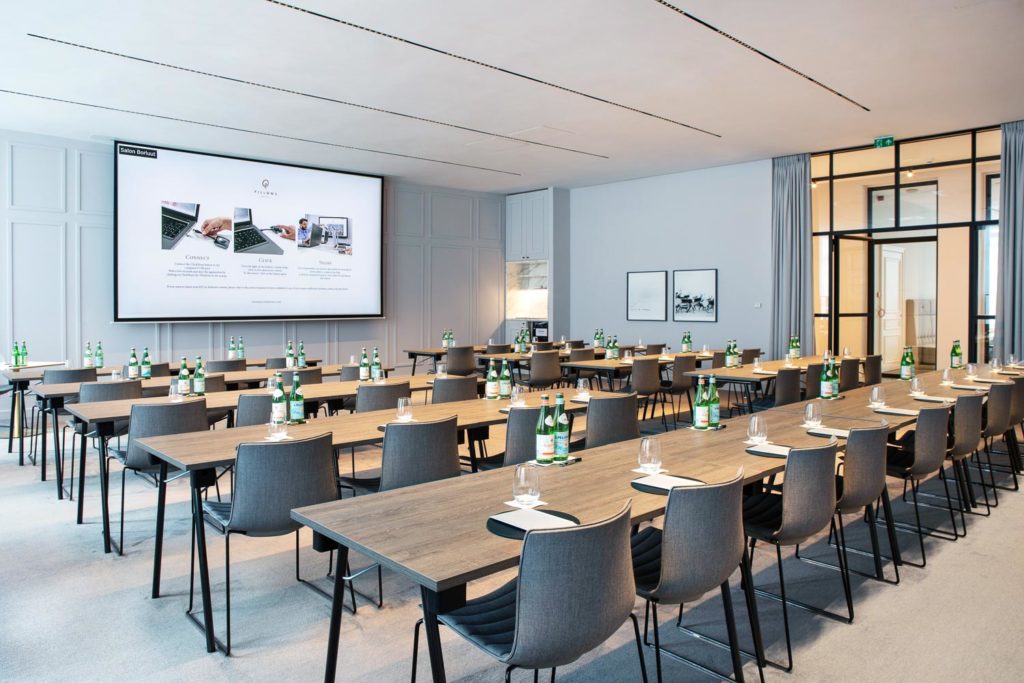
877 246 904 371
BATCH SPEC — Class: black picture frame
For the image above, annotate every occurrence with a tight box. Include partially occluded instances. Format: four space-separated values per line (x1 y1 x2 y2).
626 271 668 321
672 269 718 322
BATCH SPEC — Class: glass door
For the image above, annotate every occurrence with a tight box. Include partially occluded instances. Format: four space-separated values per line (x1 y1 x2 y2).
833 234 871 357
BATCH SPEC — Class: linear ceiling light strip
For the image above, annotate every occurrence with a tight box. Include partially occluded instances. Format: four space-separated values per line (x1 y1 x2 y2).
0 88 522 176
26 33 606 159
266 0 721 137
653 0 870 112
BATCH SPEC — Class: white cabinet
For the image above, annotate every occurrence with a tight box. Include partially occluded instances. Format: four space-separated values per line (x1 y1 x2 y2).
505 190 549 261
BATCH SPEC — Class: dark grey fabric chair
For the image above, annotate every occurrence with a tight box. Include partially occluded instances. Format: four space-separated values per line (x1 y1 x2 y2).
413 503 647 682
199 433 337 654
380 416 461 491
108 400 208 555
632 475 759 682
265 357 288 369
327 365 363 415
147 362 172 377
206 359 246 373
661 355 696 426
288 366 323 385
741 348 761 365
977 383 1014 501
339 365 361 381
485 343 512 354
522 350 562 390
479 406 542 471
63 380 143 494
631 358 668 429
38 367 99 474
997 378 1024 486
863 355 882 386
532 341 554 351
355 381 411 413
886 405 954 565
644 343 666 356
430 376 478 404
803 363 823 400
711 351 726 369
201 374 232 428
565 339 586 349
743 442 839 672
235 393 272 427
838 358 860 393
577 393 640 450
564 348 597 389
445 346 477 376
773 368 802 407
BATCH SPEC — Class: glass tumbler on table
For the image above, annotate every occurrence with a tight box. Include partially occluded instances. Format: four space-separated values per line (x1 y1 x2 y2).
396 397 413 422
513 463 540 506
637 437 662 474
576 378 590 398
804 402 822 428
747 415 767 444
870 385 885 407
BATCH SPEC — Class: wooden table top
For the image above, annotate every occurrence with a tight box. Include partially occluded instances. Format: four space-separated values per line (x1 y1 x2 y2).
62 375 479 426
560 351 714 372
2 363 117 382
291 402 884 592
134 388 604 472
405 346 487 356
683 355 866 382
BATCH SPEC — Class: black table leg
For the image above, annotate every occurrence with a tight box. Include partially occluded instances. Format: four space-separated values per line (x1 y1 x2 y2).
409 353 419 376
98 435 112 554
323 540 349 683
6 381 15 455
53 402 68 500
190 468 218 652
19 386 27 467
41 400 51 486
152 461 168 598
76 420 87 524
421 584 467 683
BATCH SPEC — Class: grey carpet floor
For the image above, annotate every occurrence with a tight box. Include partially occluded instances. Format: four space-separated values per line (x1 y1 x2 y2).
2 415 1024 682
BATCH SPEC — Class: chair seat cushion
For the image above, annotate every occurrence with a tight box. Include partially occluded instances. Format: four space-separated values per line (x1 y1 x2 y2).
630 526 662 596
886 445 915 477
202 500 233 528
437 578 517 661
743 492 784 542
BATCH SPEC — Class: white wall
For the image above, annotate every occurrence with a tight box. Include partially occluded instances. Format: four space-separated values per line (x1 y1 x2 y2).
568 160 773 352
0 129 503 373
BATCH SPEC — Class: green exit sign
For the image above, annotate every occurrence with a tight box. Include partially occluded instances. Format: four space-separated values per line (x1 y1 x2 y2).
874 135 894 148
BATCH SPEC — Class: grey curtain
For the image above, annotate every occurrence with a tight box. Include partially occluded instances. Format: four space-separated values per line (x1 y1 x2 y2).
995 120 1024 360
770 154 813 359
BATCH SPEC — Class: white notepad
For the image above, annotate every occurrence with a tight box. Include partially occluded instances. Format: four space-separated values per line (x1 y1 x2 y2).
951 384 984 391
489 508 577 531
570 395 591 404
874 407 919 416
972 377 1010 384
632 474 704 490
746 443 791 457
998 370 1022 376
913 395 951 403
752 369 778 376
808 427 850 439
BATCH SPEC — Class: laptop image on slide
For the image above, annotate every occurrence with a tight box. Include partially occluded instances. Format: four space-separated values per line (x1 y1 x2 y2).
233 208 284 255
160 201 200 250
298 223 323 248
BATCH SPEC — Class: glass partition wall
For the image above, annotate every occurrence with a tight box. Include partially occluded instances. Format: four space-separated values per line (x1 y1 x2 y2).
811 126 1001 369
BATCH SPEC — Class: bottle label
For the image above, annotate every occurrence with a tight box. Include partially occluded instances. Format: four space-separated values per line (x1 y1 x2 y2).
499 379 511 398
554 432 569 457
193 378 205 394
694 406 709 428
900 365 912 379
359 366 370 380
536 434 554 462
298 355 307 368
709 404 720 426
178 378 190 395
271 402 287 424
141 366 151 379
289 398 304 422
485 380 498 398
228 350 236 360
952 354 962 369
681 343 690 353
286 357 295 369
821 381 833 398
832 379 840 396
371 366 381 380
84 356 93 368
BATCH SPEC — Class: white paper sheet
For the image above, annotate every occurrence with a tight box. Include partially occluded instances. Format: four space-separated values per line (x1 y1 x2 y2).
489 508 577 531
632 474 705 490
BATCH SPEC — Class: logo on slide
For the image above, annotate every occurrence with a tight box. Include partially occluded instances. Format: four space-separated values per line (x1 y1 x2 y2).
253 178 277 197
262 179 269 189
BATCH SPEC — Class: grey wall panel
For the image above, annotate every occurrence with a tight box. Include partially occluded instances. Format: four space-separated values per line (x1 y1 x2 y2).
78 224 139 362
430 245 472 343
10 220 65 360
478 197 502 242
475 248 505 343
430 192 474 239
393 187 425 237
8 142 65 212
76 151 114 215
391 243 425 353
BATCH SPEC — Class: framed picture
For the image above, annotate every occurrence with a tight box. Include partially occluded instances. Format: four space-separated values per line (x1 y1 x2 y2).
320 216 349 240
626 271 668 321
673 269 718 322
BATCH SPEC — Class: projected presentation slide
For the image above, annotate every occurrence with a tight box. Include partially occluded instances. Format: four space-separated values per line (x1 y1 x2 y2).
115 142 383 321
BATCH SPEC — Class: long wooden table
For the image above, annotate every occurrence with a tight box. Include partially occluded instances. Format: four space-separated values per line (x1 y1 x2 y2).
131 388 606 654
404 346 487 374
561 351 717 391
291 381 893 682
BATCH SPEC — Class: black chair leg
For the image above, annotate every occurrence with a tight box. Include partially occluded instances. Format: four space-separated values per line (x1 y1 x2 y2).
629 612 650 683
651 601 663 683
225 531 232 655
774 543 794 672
720 580 745 682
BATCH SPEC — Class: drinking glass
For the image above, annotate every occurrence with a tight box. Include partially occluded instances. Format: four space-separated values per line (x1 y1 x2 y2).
267 374 277 394
842 345 850 358
966 363 977 378
701 344 709 354
637 437 662 474
1010 353 1019 366
560 335 566 344
488 338 494 346
804 402 822 428
268 419 288 440
396 397 413 422
64 359 70 368
990 358 1002 372
870 385 885 407
753 356 762 370
513 463 540 505
510 384 525 407
942 368 953 384
168 382 182 403
111 369 122 381
638 338 644 348
747 415 767 444
910 377 922 394
576 378 590 398
435 362 447 378
623 349 633 359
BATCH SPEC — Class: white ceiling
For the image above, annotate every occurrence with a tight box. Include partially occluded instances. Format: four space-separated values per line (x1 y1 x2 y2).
1 0 1022 193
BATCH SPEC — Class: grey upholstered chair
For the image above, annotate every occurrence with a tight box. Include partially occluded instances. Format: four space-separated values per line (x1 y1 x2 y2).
412 503 648 683
644 343 666 356
37 367 99 472
941 393 986 531
631 358 668 430
108 399 208 555
522 350 562 390
998 378 1024 485
485 343 512 354
326 365 362 415
863 355 882 386
198 433 338 654
62 380 143 496
577 393 640 450
339 365 361 381
264 357 288 369
803 363 823 400
431 376 478 404
532 341 554 351
355 381 411 413
206 359 246 373
632 474 759 682
743 442 839 672
564 348 597 389
741 348 761 365
201 374 232 428
773 368 802 407
838 358 860 393
478 406 542 471
711 351 726 369
565 339 586 349
445 346 477 376
977 383 1014 502
379 416 461 491
235 393 272 427
885 405 954 566
661 355 696 426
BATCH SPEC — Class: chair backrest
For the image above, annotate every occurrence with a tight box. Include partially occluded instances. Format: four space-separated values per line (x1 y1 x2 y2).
339 365 361 381
265 357 288 369
286 366 323 386
569 348 595 362
837 426 889 512
502 406 542 467
670 355 696 390
585 393 640 449
863 355 882 386
485 344 512 354
950 396 981 459
982 383 1013 438
79 380 143 403
203 374 227 393
510 503 635 669
912 405 953 474
445 346 477 376
532 341 554 351
529 351 563 386
1009 377 1024 425
235 393 273 427
630 358 662 396
431 375 479 404
124 399 209 470
565 340 586 349
774 368 802 407
42 367 98 384
711 351 726 369
227 433 337 535
379 416 460 491
142 362 171 378
355 382 411 413
652 475 744 605
644 343 666 356
206 359 246 373
839 358 861 393
773 442 839 544
741 348 760 365
804 363 823 400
